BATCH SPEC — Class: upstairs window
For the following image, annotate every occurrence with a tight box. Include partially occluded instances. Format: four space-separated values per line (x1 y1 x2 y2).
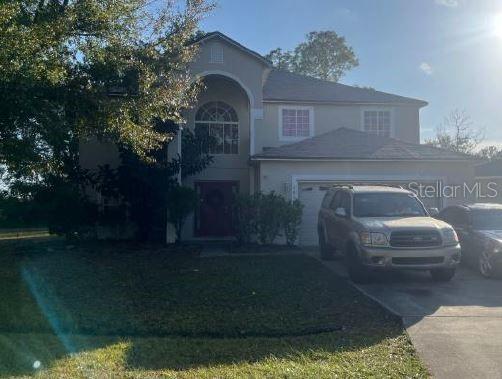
280 106 313 140
195 101 239 154
363 110 391 137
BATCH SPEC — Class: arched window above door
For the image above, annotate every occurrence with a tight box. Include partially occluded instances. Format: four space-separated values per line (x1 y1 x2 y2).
195 101 239 154
196 101 238 123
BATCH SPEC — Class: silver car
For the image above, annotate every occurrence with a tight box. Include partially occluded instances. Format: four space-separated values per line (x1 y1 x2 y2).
317 185 461 283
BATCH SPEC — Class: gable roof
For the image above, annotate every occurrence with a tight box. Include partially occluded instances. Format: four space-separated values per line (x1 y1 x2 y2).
263 69 428 106
475 159 502 177
194 31 272 66
252 127 472 161
194 31 426 106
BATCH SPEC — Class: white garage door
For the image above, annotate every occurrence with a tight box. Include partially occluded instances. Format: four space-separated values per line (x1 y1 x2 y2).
298 182 332 246
298 180 442 246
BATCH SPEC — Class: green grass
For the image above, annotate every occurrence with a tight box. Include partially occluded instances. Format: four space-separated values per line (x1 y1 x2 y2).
0 240 428 378
0 228 50 240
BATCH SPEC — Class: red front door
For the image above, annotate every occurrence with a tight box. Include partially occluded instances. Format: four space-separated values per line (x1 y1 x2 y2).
195 181 238 237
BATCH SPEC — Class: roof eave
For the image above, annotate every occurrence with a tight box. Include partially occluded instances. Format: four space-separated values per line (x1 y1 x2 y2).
262 99 428 107
196 32 272 67
251 157 474 162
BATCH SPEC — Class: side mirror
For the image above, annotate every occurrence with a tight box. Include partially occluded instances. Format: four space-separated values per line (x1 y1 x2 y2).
335 207 347 217
428 207 439 217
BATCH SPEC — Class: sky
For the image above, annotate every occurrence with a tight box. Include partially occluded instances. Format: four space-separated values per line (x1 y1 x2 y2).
199 0 502 147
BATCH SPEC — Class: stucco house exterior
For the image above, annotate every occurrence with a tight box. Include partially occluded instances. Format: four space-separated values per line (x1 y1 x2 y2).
167 31 477 245
82 31 479 245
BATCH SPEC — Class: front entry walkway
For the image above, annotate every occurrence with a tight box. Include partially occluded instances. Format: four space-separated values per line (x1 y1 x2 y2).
310 252 502 379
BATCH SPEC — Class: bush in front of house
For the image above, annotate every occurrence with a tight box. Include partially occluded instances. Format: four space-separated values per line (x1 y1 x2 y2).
233 193 258 245
255 192 285 245
233 192 304 246
283 199 304 246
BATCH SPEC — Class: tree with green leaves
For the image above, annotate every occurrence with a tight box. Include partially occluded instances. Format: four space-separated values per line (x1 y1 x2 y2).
265 31 358 82
265 48 294 71
0 0 212 187
166 185 199 243
95 121 214 242
0 0 215 239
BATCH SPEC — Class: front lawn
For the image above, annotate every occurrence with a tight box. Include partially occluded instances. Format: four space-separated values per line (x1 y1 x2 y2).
0 228 50 240
0 240 428 378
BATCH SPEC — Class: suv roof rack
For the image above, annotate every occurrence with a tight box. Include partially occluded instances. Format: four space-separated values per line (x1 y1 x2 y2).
330 183 405 190
370 183 405 189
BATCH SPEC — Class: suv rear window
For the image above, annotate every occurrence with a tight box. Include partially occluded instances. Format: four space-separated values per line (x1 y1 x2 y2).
353 193 426 218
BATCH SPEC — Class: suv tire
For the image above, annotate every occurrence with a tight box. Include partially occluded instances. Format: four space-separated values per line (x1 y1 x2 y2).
319 229 334 260
430 268 456 282
345 244 371 284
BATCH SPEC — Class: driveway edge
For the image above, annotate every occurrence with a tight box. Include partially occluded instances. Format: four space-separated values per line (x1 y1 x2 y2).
308 253 433 376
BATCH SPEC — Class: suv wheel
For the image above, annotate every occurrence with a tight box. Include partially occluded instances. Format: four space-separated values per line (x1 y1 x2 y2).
430 268 456 282
345 244 371 284
318 229 334 260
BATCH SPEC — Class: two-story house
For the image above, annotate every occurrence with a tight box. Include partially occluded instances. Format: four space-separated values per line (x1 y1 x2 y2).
82 31 477 245
174 32 477 245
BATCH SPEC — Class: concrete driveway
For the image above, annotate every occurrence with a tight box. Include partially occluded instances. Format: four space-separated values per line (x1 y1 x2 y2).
315 256 502 379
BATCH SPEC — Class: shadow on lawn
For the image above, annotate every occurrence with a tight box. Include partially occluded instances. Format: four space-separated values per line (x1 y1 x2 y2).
0 239 403 376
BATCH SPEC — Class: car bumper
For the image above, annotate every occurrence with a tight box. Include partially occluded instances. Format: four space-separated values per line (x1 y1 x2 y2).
358 244 461 270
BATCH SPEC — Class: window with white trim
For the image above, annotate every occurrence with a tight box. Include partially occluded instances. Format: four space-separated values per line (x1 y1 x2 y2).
195 101 238 154
363 110 391 137
280 107 313 139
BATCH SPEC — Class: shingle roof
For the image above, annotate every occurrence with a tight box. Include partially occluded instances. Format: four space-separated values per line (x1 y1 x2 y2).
194 32 426 106
475 160 502 177
252 128 472 161
263 69 428 106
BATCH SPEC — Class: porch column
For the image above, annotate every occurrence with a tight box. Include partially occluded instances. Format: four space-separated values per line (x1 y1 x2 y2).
177 126 182 185
250 108 263 156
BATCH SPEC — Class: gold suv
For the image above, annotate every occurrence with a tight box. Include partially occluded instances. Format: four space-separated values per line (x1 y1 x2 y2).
317 185 461 283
